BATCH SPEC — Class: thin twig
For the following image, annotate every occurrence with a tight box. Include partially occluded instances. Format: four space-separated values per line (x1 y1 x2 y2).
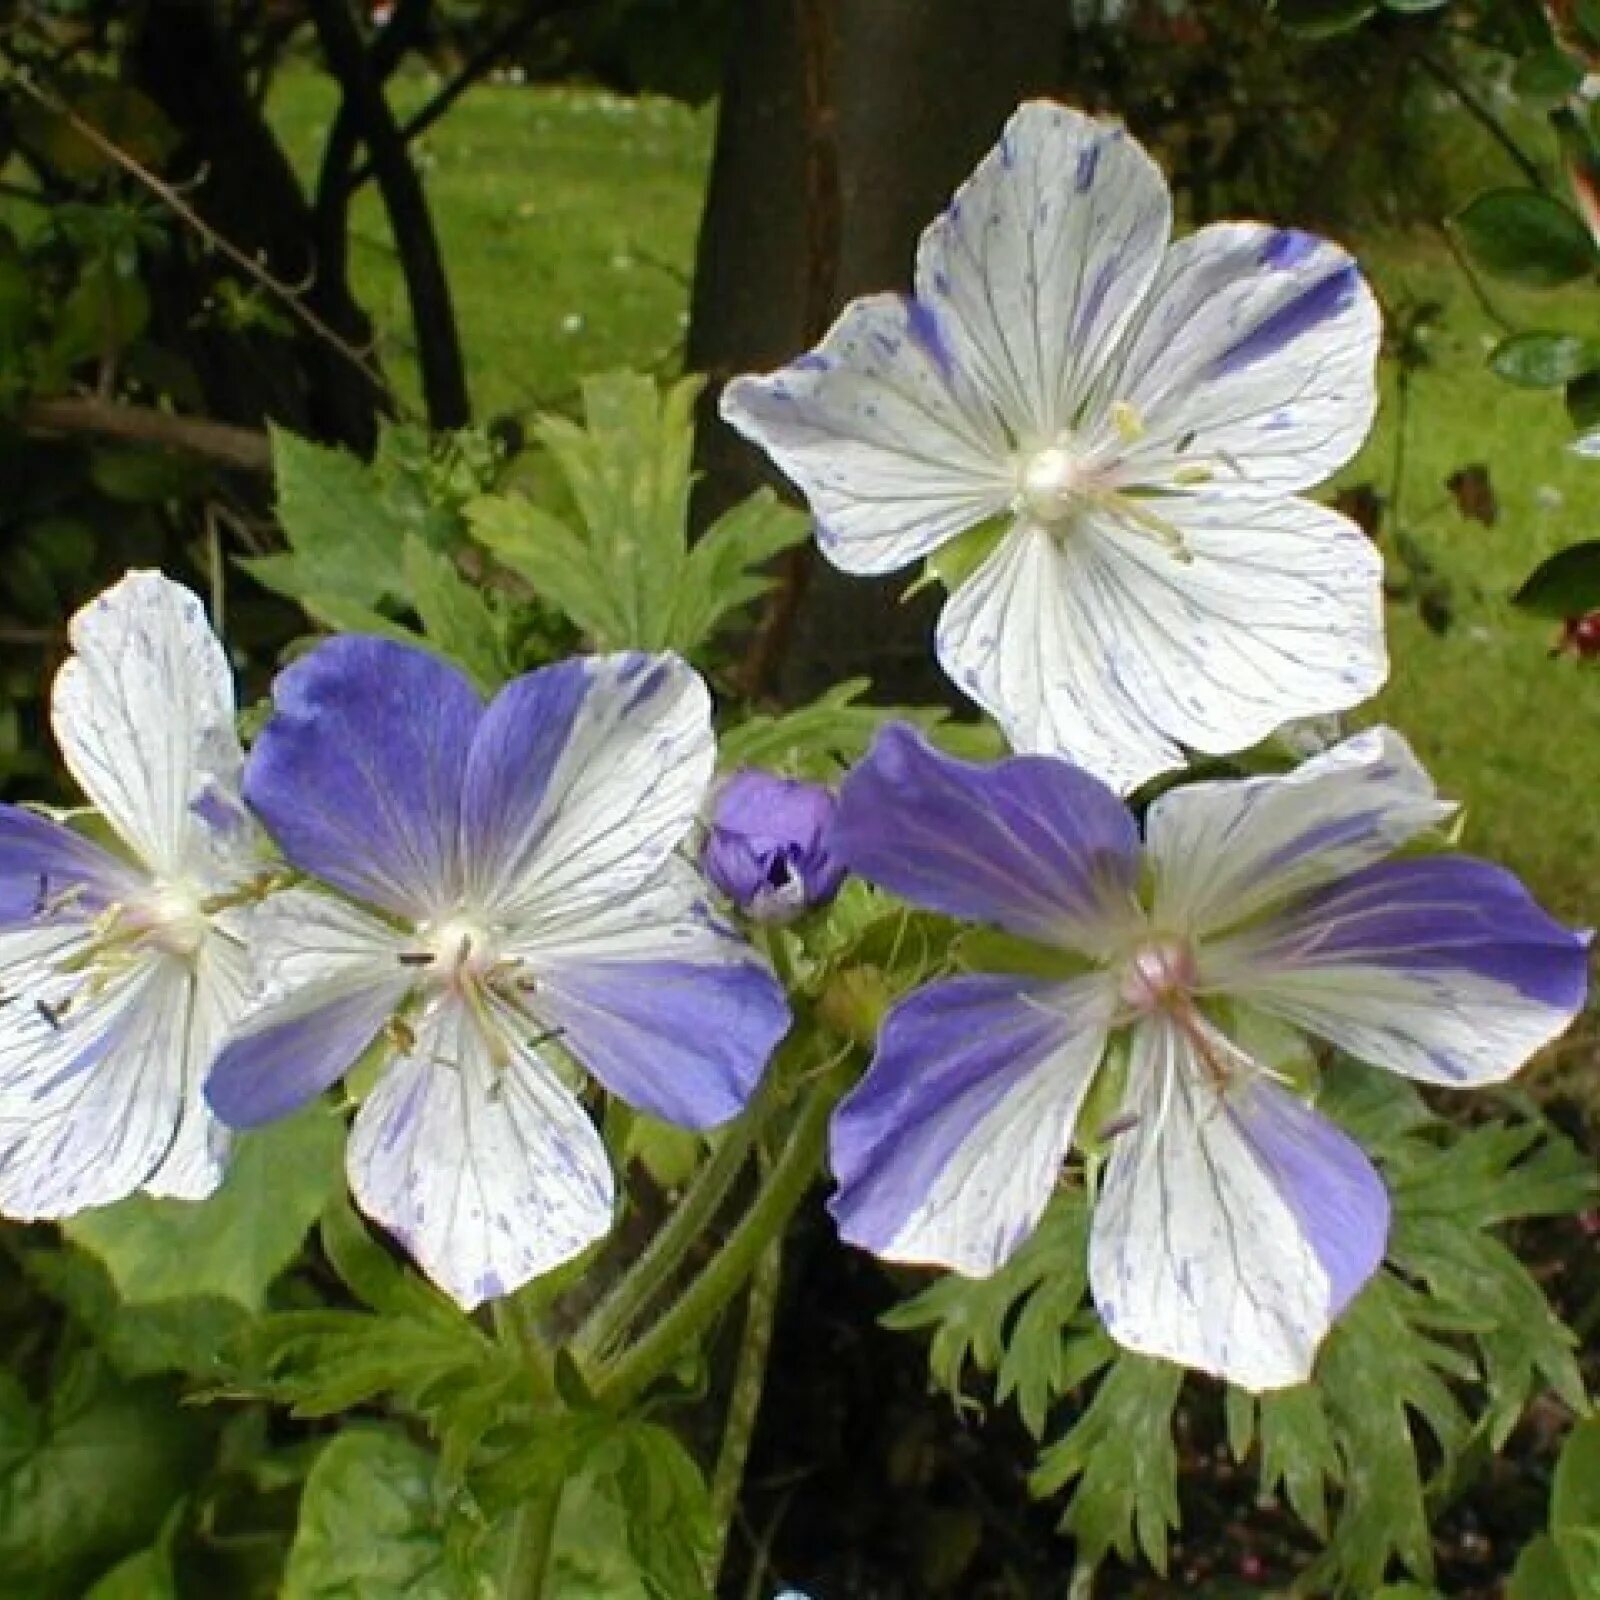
1413 46 1548 192
11 69 392 399
1434 218 1517 334
21 396 272 472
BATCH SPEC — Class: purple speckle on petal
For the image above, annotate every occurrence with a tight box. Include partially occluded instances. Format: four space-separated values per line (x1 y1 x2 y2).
906 297 955 379
1075 140 1101 193
1259 228 1321 270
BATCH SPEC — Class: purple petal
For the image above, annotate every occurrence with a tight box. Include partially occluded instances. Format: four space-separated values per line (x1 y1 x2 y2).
206 981 406 1128
829 973 1112 1275
244 637 483 917
1209 855 1590 1086
0 804 136 928
832 724 1140 949
535 957 790 1129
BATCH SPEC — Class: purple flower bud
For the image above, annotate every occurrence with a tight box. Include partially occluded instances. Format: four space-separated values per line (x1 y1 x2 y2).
702 771 847 923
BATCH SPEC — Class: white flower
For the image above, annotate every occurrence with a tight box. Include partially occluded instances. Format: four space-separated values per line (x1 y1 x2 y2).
722 101 1387 791
0 572 263 1215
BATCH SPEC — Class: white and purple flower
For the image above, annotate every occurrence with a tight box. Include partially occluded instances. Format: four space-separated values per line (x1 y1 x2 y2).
205 638 791 1308
825 723 1589 1390
0 571 260 1216
701 772 846 923
722 101 1386 792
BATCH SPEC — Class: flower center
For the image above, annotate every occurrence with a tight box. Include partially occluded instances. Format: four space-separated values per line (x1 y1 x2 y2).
1015 444 1088 526
98 879 211 961
1117 935 1197 1016
423 914 502 994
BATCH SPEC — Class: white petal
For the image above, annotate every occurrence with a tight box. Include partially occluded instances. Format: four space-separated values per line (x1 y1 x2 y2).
938 496 1386 792
1089 1015 1388 1391
52 571 243 880
914 101 1172 440
720 294 1013 576
0 940 210 1217
1145 727 1452 935
936 521 1178 791
1098 223 1381 495
140 927 250 1200
462 654 715 924
349 998 614 1308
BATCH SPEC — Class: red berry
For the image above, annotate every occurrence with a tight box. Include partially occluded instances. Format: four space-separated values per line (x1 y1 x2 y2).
1559 612 1600 658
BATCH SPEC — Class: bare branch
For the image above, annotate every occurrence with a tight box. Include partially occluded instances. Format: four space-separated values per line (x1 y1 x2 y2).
21 396 272 473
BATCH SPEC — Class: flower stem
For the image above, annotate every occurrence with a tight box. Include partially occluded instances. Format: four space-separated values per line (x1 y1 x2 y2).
491 1292 563 1598
703 1231 784 1588
591 1063 847 1411
574 1092 764 1362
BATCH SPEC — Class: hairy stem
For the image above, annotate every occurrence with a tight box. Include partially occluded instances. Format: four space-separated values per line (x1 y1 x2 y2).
592 1064 848 1411
704 1231 784 1588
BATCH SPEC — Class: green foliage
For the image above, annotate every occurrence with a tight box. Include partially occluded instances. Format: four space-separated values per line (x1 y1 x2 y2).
0 1359 208 1599
283 1428 498 1600
64 1105 345 1314
882 1062 1594 1594
1513 539 1600 617
1454 190 1598 289
1490 330 1600 389
464 372 808 659
252 424 511 685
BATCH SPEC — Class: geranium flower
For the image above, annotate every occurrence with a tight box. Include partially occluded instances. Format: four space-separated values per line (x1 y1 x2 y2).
0 571 260 1215
825 724 1588 1389
701 771 846 923
722 101 1386 792
205 639 790 1307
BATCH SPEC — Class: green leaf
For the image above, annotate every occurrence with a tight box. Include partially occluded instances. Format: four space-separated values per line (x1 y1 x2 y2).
64 1105 344 1312
466 373 808 656
1512 539 1600 617
1030 1354 1184 1571
1553 1419 1600 1594
1277 0 1377 38
1490 331 1600 388
1454 190 1598 288
284 1429 495 1600
258 426 409 608
882 1188 1096 1438
0 1366 207 1600
1512 48 1586 110
401 535 511 688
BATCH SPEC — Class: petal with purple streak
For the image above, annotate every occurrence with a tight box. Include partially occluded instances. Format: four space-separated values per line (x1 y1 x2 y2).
460 653 714 924
348 996 614 1308
244 637 482 918
0 803 137 928
829 972 1115 1276
207 889 412 1128
832 723 1140 951
719 292 1013 577
1089 1014 1388 1391
1145 726 1451 936
1098 221 1380 496
513 860 789 1128
914 101 1171 440
1203 856 1590 1087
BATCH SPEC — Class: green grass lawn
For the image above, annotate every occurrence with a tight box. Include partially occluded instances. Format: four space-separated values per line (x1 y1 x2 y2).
269 70 1600 938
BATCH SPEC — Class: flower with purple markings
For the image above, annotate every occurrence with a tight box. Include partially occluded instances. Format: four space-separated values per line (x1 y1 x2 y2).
205 638 791 1308
0 571 260 1216
722 100 1387 793
702 772 846 923
825 723 1589 1390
